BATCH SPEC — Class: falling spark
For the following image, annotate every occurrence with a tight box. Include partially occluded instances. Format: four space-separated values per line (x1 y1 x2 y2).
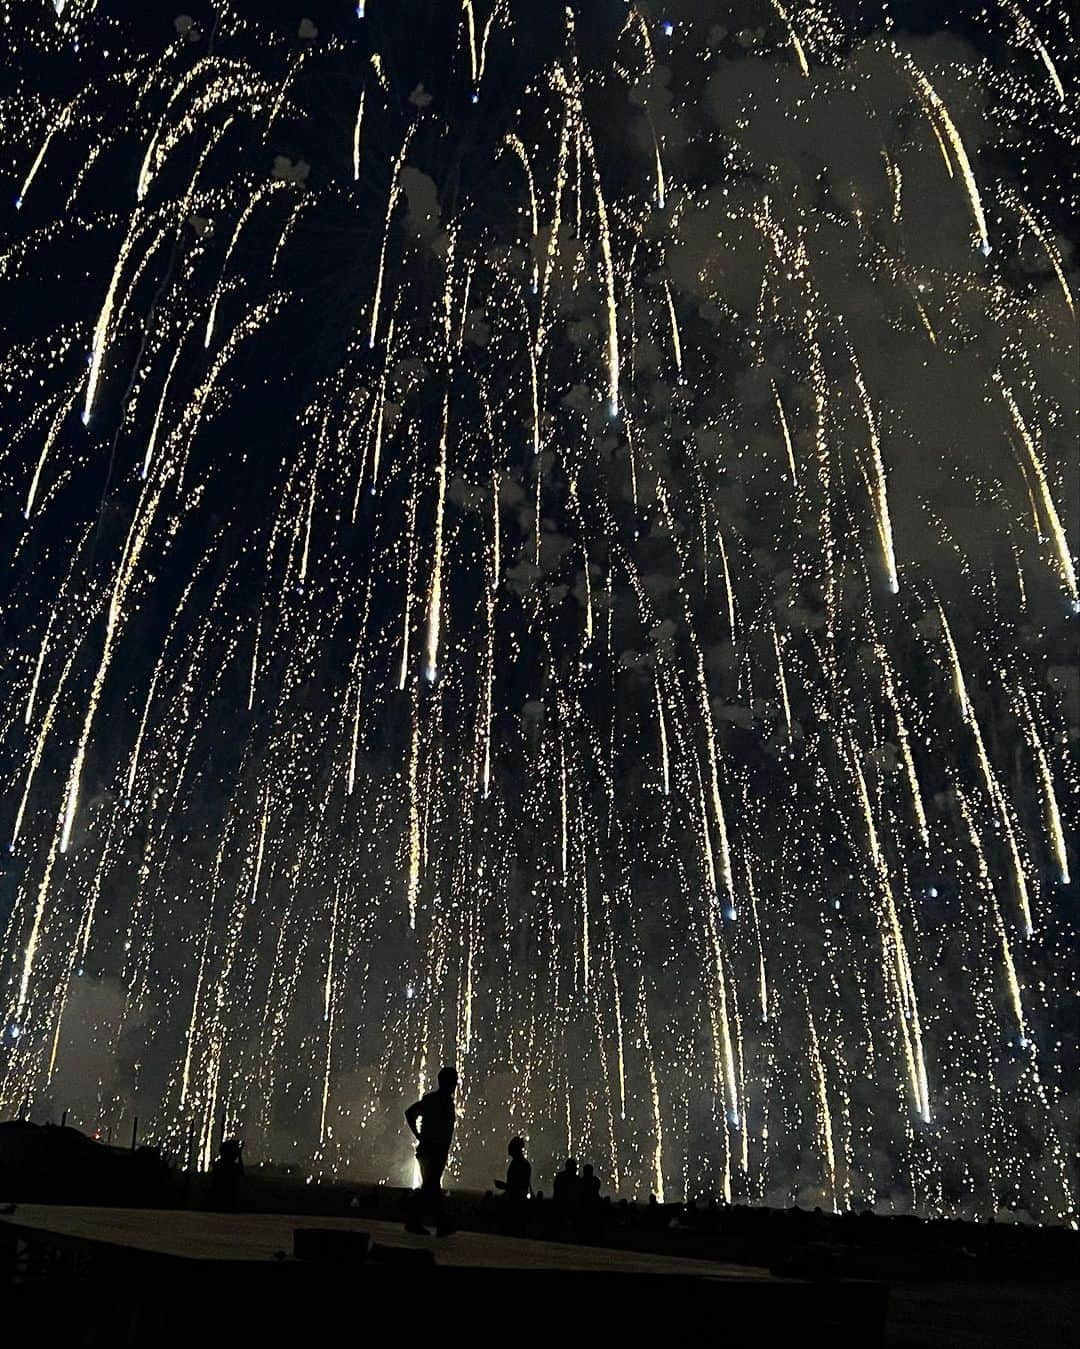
903 51 991 254
997 377 1078 606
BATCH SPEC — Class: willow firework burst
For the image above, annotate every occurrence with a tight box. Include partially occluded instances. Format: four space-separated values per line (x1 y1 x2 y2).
0 1 1076 1221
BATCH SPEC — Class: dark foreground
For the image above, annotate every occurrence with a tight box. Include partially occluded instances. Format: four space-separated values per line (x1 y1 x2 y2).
1 1122 1077 1346
3 1201 1078 1348
3 1203 886 1347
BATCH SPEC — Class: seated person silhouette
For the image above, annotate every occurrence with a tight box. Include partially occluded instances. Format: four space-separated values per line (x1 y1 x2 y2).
494 1136 532 1202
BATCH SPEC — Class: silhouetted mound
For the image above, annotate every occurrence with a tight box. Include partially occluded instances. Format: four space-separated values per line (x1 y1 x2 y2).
0 1121 165 1205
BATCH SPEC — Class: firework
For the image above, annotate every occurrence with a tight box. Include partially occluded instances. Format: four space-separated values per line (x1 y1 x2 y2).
0 2 1076 1224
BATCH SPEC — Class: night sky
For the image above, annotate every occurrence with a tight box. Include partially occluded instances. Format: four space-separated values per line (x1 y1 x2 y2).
1 1 1077 1221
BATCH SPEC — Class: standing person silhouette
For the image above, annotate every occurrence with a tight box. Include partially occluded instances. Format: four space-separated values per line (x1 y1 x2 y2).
552 1157 581 1213
208 1137 244 1211
404 1065 458 1236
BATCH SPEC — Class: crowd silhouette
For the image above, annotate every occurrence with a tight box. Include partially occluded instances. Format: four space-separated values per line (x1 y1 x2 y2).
397 1072 866 1251
403 1066 621 1240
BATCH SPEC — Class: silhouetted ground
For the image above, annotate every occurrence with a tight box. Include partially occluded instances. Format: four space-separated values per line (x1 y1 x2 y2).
2 1121 1077 1346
